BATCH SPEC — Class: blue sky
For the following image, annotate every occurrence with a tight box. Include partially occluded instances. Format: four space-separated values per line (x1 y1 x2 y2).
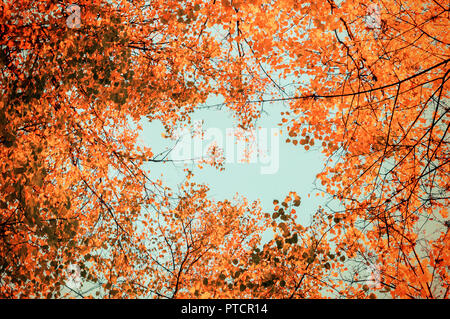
139 96 330 227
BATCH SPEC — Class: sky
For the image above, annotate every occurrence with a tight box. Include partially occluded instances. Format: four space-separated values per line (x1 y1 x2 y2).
138 96 330 227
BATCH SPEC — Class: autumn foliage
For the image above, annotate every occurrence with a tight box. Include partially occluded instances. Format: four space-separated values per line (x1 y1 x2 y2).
0 0 448 298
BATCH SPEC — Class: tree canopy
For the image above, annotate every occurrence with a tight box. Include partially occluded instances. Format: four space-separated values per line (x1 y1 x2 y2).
0 0 448 298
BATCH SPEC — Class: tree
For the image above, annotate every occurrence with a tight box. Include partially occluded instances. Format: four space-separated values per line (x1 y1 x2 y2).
0 0 448 298
273 0 449 298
